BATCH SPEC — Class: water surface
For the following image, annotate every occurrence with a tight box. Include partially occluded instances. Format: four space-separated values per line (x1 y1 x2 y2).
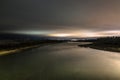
0 42 120 80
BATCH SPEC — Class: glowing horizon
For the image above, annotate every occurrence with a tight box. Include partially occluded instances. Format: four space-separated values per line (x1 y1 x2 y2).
6 30 120 38
47 30 120 38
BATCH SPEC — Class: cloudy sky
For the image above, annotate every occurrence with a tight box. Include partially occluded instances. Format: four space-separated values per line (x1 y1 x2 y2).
0 0 120 37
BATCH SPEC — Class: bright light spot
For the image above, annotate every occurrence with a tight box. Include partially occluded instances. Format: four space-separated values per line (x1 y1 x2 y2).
70 31 99 37
48 33 71 37
80 32 97 37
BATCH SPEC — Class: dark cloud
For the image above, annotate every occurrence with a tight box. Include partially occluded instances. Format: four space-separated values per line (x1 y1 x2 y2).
0 0 120 31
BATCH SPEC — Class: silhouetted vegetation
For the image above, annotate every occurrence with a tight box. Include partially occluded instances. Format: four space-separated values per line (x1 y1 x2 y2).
78 37 120 52
0 39 66 51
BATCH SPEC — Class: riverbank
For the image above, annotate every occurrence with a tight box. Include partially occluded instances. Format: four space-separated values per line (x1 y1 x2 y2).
78 37 120 52
0 40 65 56
0 45 40 56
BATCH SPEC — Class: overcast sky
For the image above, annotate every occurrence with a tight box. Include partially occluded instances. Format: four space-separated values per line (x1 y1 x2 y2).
0 0 120 34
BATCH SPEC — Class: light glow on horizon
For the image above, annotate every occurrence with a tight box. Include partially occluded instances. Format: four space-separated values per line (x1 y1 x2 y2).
6 30 120 38
48 33 71 37
48 30 120 37
97 30 120 37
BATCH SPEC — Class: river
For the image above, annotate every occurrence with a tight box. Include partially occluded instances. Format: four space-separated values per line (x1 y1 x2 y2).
0 42 120 80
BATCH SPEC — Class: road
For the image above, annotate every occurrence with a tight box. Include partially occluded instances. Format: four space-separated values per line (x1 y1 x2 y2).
0 42 120 80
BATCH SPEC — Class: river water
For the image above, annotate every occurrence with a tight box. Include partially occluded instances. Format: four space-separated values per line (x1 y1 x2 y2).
0 42 120 80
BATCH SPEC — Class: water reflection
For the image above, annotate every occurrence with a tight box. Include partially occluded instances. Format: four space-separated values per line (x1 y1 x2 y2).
0 43 120 80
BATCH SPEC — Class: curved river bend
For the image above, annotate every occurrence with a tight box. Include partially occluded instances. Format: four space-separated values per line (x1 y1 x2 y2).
0 42 120 80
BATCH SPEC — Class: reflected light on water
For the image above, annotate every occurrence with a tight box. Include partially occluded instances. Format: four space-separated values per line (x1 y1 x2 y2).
0 43 120 79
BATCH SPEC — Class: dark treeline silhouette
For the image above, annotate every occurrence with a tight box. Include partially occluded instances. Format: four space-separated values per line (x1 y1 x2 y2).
93 37 120 47
78 37 120 52
0 33 68 51
0 39 66 51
